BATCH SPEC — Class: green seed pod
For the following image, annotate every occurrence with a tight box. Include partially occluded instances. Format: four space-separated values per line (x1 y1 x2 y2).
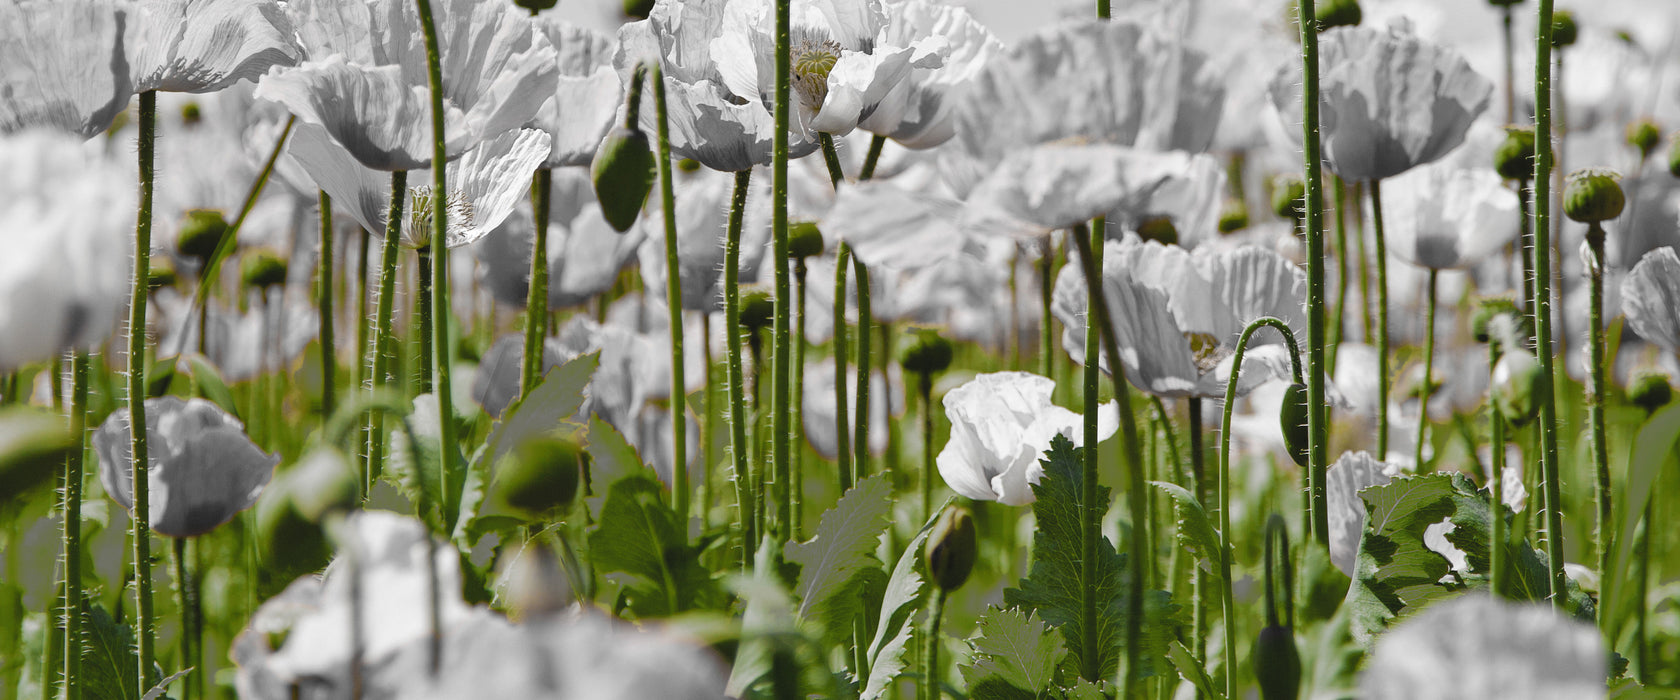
1628 120 1662 160
1667 134 1680 179
1280 383 1310 468
623 0 654 19
1253 625 1302 700
1270 176 1305 224
1551 10 1578 49
677 157 701 173
180 101 202 127
1563 168 1626 224
1628 372 1673 415
1493 127 1537 181
1493 349 1547 428
788 221 825 260
147 259 179 293
1218 200 1249 233
177 208 231 262
898 328 954 376
514 0 557 12
741 288 775 333
924 505 977 593
1316 0 1362 30
1136 216 1179 246
496 435 584 519
1470 298 1520 343
592 64 655 233
240 249 288 290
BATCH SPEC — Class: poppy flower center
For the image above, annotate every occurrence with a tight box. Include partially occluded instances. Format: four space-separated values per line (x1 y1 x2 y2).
791 31 843 115
408 186 476 248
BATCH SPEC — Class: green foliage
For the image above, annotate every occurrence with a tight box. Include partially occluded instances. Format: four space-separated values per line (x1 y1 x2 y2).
786 475 892 645
1149 481 1227 581
387 396 467 534
1166 641 1221 700
186 354 240 418
587 470 719 618
78 602 142 700
1004 435 1181 681
860 498 948 700
481 352 598 469
961 608 1066 699
0 407 74 518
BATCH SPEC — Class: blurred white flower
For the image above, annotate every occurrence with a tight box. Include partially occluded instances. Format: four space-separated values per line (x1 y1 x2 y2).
638 168 774 313
1361 594 1605 700
156 287 320 381
126 0 301 94
1326 450 1399 577
856 0 1001 149
1384 163 1520 270
528 18 621 169
937 371 1116 506
474 169 647 310
0 1 132 138
801 361 905 460
964 143 1223 241
1622 246 1680 352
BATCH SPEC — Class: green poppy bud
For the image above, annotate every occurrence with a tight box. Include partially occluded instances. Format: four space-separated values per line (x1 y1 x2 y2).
1493 349 1547 427
148 259 178 293
240 249 288 290
1563 168 1625 224
1271 176 1305 224
1667 134 1680 179
1551 10 1577 49
1218 200 1249 233
180 101 202 127
1280 383 1309 467
899 328 954 376
1470 298 1521 344
1628 120 1662 160
924 505 977 593
1253 625 1302 700
788 221 825 260
1316 0 1362 30
741 289 775 333
514 0 557 12
677 157 701 173
496 435 584 519
1493 127 1537 181
623 0 654 19
177 208 231 262
592 64 655 233
1136 216 1179 246
1628 372 1673 415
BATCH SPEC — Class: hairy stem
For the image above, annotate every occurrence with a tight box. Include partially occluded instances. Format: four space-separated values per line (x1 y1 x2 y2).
724 170 755 567
367 171 407 493
128 90 158 688
1415 269 1438 470
319 192 336 421
1532 0 1568 604
1298 0 1332 547
651 63 690 528
522 168 553 397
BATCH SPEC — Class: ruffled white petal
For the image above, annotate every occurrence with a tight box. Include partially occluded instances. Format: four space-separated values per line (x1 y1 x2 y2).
1622 246 1680 352
0 0 133 138
819 181 965 269
438 128 552 248
128 0 302 94
256 56 472 170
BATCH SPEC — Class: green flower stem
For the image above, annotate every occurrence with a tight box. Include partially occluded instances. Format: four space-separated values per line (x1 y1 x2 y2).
1517 182 1534 313
853 257 872 480
62 351 87 700
651 64 690 528
1415 269 1439 470
1501 6 1516 123
791 260 808 539
724 169 756 567
1532 0 1568 605
1076 220 1101 685
1488 338 1506 598
367 171 408 494
919 370 934 523
881 321 899 478
1069 224 1147 692
1040 234 1055 380
415 246 433 395
701 313 715 523
860 134 887 181
319 192 336 422
1220 317 1305 699
1353 182 1373 342
1187 397 1207 671
128 89 158 690
1297 0 1332 547
1586 224 1610 623
45 575 61 700
169 537 195 700
1633 499 1651 682
355 229 371 396
834 243 854 490
923 587 948 700
1331 176 1348 372
772 0 793 553
819 133 844 187
522 168 553 398
1368 180 1390 463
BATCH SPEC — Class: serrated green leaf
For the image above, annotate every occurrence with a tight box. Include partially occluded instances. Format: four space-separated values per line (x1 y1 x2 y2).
1167 640 1221 700
1060 677 1110 700
1004 434 1181 682
786 475 892 644
79 601 141 699
861 498 949 700
960 607 1066 697
386 395 465 534
586 471 718 618
1149 480 1226 580
482 352 599 469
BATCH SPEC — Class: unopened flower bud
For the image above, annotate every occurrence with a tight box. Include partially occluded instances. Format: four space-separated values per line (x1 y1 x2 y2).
741 288 775 333
788 221 825 260
1628 120 1662 160
1628 372 1673 415
1218 200 1249 233
1136 216 1179 246
177 208 231 262
1563 168 1625 224
180 101 202 127
1470 298 1520 344
1668 134 1680 179
592 64 655 233
1550 11 1578 49
1486 0 1524 7
240 249 288 290
1316 0 1362 30
677 157 701 173
1280 383 1309 467
1253 625 1302 700
1493 349 1547 427
1493 127 1537 181
924 505 977 593
514 0 557 12
148 259 178 294
623 0 654 19
899 328 954 376
496 435 584 519
1271 176 1305 224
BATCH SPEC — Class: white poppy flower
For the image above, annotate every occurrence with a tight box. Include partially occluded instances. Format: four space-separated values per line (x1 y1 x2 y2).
638 168 774 313
528 18 621 169
473 196 646 311
1384 162 1520 270
126 0 302 94
855 0 1002 149
819 180 967 269
1622 246 1680 352
1361 594 1605 700
1326 450 1399 577
962 143 1224 242
0 1 133 138
801 361 905 460
937 371 1117 506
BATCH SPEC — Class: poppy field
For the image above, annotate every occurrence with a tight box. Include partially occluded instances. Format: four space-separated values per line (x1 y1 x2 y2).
4 0 1680 698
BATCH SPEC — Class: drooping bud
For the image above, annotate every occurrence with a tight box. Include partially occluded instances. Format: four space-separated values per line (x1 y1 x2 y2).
1492 349 1547 428
176 208 231 263
592 63 656 233
495 435 584 519
898 328 954 377
1628 119 1662 160
1563 168 1625 224
677 157 701 173
788 222 825 260
240 249 288 290
1254 625 1303 700
1493 127 1537 181
180 101 202 127
622 0 654 19
1550 10 1578 49
741 288 775 333
1315 0 1362 30
1628 372 1674 416
1280 383 1310 467
924 505 977 593
1667 133 1680 179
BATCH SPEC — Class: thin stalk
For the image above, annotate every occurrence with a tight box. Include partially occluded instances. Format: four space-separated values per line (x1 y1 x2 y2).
792 261 808 538
859 134 886 181
1298 0 1332 547
1532 0 1568 604
367 171 407 493
128 89 158 689
1219 318 1305 700
853 257 872 480
772 0 793 553
923 588 948 700
355 229 371 395
1331 176 1349 371
62 351 87 700
415 247 433 395
819 133 844 188
701 312 715 523
919 371 934 523
1415 269 1439 470
1369 180 1390 464
318 192 336 421
1354 182 1372 343
522 168 553 397
724 170 755 566
1069 227 1147 693
1488 339 1506 598
1633 500 1651 683
1586 224 1610 624
1078 224 1100 696
651 63 690 528
1188 397 1206 678
1040 234 1055 380
1009 246 1022 369
834 243 854 490
170 538 194 700
881 322 898 480
1503 7 1516 123
1518 182 1534 312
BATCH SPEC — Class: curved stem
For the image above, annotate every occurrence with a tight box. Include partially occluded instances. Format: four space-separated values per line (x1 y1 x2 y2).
923 587 948 700
859 134 886 182
1263 516 1294 630
834 243 854 490
128 90 158 689
853 257 872 481
522 168 553 397
1488 338 1506 598
651 63 690 527
1220 317 1305 698
724 169 755 567
319 192 336 421
63 351 88 700
1587 224 1610 624
367 171 408 493
1415 269 1438 470
1369 179 1390 464
1532 0 1568 605
772 0 792 554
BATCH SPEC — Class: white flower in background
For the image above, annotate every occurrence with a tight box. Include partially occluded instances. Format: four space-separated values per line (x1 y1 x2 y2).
1361 594 1605 700
126 0 301 94
155 288 319 381
0 1 132 138
937 372 1116 506
0 129 134 371
1384 163 1520 271
801 361 905 460
1326 450 1399 577
856 0 1001 149
820 180 967 269
1622 246 1680 352
528 18 621 169
638 168 774 313
474 168 646 311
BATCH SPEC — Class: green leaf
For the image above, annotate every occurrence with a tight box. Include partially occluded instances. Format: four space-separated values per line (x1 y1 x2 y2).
1166 641 1221 700
1608 403 1680 642
960 607 1066 697
79 602 141 700
860 498 949 700
1148 480 1226 581
786 474 892 644
386 395 465 534
1299 598 1362 700
186 354 240 420
0 407 74 513
586 470 718 618
726 537 796 698
1003 434 1181 682
481 352 598 469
